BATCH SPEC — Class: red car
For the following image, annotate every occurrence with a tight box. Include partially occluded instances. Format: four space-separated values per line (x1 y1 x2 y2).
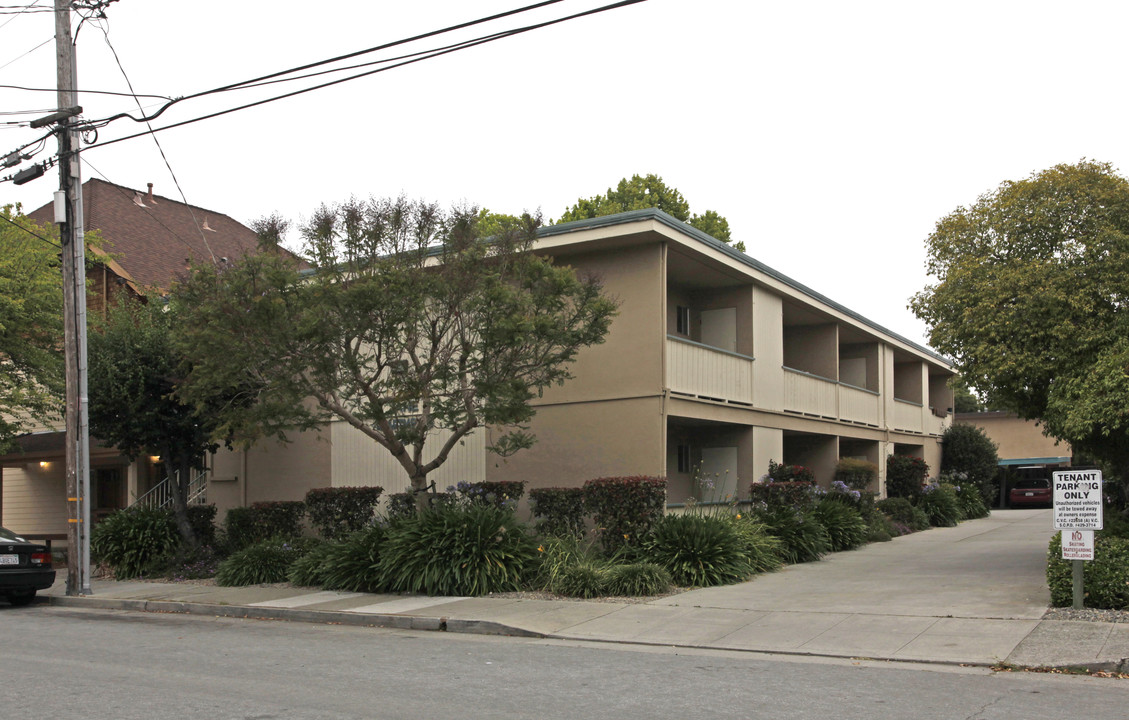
1010 478 1052 508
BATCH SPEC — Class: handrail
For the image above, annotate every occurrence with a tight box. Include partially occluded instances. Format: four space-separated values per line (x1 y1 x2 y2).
131 469 208 510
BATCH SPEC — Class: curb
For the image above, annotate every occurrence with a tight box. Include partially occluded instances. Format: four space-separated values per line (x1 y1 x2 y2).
44 594 545 639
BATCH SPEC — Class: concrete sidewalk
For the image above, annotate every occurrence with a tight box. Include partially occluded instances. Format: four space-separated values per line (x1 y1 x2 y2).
40 509 1129 672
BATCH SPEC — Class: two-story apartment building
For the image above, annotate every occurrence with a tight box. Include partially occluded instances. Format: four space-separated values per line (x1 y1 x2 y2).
206 208 954 512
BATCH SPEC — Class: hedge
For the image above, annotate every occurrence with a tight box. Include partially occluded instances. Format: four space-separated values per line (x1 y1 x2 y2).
528 487 586 538
582 476 666 552
305 486 383 540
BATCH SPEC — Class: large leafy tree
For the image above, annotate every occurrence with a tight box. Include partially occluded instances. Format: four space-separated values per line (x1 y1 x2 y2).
172 197 617 507
88 300 226 544
0 208 64 452
557 174 744 251
911 160 1129 485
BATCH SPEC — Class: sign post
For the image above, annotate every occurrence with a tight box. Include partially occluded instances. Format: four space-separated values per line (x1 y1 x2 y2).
1053 470 1103 610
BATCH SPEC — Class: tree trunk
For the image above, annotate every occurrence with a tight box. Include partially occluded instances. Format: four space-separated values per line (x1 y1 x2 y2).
164 456 198 548
411 473 431 513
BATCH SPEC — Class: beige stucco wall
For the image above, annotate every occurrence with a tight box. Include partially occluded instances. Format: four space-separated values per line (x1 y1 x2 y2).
208 428 332 520
783 323 838 379
751 287 784 412
487 397 665 489
540 243 664 404
956 412 1071 462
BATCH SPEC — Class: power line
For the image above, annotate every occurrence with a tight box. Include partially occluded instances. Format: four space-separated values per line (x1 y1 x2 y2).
80 0 648 150
82 0 572 127
0 82 173 101
0 35 54 72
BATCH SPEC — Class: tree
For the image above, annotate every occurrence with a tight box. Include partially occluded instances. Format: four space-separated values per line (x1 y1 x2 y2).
557 174 744 251
0 208 64 452
950 377 984 414
911 160 1129 488
940 424 999 504
88 299 227 544
172 197 618 508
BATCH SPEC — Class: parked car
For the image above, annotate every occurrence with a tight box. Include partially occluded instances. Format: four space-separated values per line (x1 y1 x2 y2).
1010 478 1052 508
0 527 56 606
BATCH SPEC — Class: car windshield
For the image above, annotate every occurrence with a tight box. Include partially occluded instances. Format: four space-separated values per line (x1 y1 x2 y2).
1015 479 1049 490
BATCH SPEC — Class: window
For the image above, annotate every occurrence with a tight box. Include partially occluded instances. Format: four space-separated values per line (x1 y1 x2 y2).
676 306 691 335
677 444 692 473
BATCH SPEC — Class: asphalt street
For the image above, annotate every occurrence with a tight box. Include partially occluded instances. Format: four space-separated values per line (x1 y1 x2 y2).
5 605 1128 720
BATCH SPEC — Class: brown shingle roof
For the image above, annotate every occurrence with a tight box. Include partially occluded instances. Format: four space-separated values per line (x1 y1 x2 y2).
27 178 275 291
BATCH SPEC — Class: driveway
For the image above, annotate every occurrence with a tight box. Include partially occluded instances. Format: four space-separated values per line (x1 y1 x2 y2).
650 508 1056 620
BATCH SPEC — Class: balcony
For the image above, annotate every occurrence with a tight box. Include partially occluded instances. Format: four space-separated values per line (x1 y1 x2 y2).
893 399 923 433
666 336 753 404
783 369 880 426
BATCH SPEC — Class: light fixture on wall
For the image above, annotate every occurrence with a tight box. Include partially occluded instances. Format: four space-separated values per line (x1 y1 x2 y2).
150 455 161 464
39 461 49 468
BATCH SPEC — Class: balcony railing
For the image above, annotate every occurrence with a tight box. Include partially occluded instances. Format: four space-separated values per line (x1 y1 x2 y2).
892 398 923 433
666 336 753 404
782 367 837 418
131 469 208 510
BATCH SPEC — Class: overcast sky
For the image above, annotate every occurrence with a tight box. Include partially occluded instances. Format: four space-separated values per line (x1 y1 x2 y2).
3 0 1128 348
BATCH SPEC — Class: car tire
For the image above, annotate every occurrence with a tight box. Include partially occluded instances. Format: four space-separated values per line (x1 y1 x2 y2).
5 590 36 607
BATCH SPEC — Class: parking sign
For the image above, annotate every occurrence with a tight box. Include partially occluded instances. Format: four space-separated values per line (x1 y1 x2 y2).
1052 470 1103 530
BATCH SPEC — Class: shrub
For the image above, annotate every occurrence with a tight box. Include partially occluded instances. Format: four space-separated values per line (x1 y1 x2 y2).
753 505 829 564
875 497 930 531
452 481 526 508
834 458 878 491
223 501 306 551
886 455 929 500
918 483 962 527
318 524 388 592
765 460 815 483
186 504 218 547
646 514 753 587
747 480 818 511
91 507 179 580
604 563 671 597
305 486 383 540
582 476 667 553
385 490 456 520
378 503 538 596
529 487 586 538
1048 532 1129 609
215 536 322 587
941 423 999 503
812 498 868 551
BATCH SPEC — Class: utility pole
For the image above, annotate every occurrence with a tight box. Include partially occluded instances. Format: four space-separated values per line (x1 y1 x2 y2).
54 0 91 596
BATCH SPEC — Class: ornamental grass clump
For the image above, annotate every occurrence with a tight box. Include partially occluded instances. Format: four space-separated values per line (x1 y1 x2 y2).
287 540 337 588
876 497 930 532
729 516 783 574
645 514 753 587
215 536 323 587
604 562 671 597
952 480 990 519
378 503 538 596
917 483 962 527
317 524 388 592
91 506 179 580
754 505 829 564
811 498 868 552
554 562 610 599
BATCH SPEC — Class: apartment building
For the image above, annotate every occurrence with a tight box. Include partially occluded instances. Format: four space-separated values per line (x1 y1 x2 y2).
480 209 955 501
214 208 954 511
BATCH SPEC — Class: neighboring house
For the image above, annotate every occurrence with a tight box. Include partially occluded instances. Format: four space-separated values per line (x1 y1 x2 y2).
0 178 275 536
955 411 1073 504
206 208 955 515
